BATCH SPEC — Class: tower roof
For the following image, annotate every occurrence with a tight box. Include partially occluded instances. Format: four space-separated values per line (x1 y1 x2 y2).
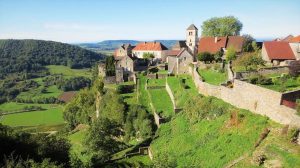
187 24 198 30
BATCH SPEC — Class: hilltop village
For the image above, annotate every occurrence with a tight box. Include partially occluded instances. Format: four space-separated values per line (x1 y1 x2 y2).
99 24 300 127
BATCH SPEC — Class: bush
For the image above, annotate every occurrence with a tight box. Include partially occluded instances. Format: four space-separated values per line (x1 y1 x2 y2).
116 85 134 94
197 52 214 63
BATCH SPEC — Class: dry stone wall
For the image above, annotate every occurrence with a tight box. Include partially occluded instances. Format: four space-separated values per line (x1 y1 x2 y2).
190 66 300 127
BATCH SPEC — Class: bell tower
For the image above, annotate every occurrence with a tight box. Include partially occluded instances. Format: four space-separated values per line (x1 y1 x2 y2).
186 24 198 55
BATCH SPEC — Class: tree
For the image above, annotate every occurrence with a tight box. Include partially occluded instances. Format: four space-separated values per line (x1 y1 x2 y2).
233 52 265 71
105 56 115 76
201 16 243 37
84 118 120 163
242 34 255 52
143 53 155 66
98 91 125 125
63 88 96 129
214 51 224 62
197 52 214 63
226 46 237 62
124 105 153 141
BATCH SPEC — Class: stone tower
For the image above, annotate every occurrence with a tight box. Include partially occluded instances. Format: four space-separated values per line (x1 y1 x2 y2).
186 24 198 55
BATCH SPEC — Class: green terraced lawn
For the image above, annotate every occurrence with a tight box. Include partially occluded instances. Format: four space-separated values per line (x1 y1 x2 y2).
0 104 64 126
167 75 198 107
148 89 174 118
147 78 165 87
150 103 276 167
46 65 92 78
0 102 57 112
198 69 227 85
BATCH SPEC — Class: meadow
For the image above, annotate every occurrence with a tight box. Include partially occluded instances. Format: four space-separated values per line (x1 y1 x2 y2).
198 68 227 85
0 102 64 127
46 65 92 78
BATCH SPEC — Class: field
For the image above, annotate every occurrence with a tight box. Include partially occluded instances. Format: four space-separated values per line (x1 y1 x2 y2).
198 68 227 85
0 102 64 127
46 65 92 78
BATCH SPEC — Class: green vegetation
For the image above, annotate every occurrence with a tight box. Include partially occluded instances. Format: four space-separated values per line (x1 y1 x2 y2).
226 46 237 62
232 52 265 72
198 67 227 85
167 75 197 107
0 104 64 127
148 89 174 118
46 65 92 78
150 96 274 167
248 74 300 92
201 16 243 37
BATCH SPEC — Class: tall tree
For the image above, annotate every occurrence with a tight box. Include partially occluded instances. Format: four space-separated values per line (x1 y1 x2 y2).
201 16 243 37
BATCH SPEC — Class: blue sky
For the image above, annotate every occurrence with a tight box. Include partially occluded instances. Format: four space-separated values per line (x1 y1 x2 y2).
0 0 299 43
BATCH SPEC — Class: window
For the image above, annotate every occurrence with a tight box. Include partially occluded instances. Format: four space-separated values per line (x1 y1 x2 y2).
189 32 193 35
184 57 186 61
189 43 192 46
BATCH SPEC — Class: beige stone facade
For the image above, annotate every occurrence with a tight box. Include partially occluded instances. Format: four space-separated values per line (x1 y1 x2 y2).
168 49 194 75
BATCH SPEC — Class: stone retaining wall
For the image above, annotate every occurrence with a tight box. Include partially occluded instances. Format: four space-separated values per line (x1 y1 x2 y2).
190 66 300 127
165 80 183 113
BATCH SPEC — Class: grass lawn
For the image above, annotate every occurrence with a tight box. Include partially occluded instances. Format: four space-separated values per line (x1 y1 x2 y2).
17 84 63 100
137 75 151 110
198 68 227 85
147 78 165 87
259 77 300 92
148 88 174 118
46 65 92 78
167 75 198 107
0 103 64 127
150 97 283 167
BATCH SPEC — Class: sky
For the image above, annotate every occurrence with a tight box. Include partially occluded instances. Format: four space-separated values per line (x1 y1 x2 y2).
0 0 299 43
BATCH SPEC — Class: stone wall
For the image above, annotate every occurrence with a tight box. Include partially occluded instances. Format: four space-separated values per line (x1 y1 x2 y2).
190 66 300 127
165 81 182 113
235 66 289 79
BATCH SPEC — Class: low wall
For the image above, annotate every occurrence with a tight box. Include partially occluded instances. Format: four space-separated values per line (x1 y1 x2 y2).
235 66 289 79
190 66 300 127
165 81 183 113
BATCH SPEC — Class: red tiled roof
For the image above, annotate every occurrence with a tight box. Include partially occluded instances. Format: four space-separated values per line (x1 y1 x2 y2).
166 50 181 56
133 42 168 51
198 37 227 54
289 35 300 43
198 36 244 54
264 41 295 60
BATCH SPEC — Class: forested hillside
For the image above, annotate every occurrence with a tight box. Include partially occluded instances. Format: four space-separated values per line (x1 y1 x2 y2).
0 39 103 76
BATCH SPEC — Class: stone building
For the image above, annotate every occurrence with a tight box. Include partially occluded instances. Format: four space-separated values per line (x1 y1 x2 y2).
167 48 194 75
115 54 137 82
132 42 168 61
186 24 198 56
261 41 296 66
114 44 134 57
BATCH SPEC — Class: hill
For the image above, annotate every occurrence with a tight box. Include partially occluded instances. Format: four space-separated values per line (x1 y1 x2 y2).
0 39 104 76
76 40 178 51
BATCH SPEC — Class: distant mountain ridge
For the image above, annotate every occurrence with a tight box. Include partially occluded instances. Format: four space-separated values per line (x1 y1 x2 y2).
76 40 179 51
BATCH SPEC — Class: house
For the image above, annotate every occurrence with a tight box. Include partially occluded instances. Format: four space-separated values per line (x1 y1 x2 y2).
261 41 296 66
114 44 134 58
115 55 136 82
132 42 168 61
167 48 194 75
288 35 300 60
198 36 245 55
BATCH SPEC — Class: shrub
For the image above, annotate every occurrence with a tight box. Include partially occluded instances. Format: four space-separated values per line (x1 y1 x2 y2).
197 52 214 63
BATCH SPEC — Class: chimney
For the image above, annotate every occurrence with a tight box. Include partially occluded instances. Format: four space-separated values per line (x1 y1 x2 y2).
144 42 146 44
215 37 218 43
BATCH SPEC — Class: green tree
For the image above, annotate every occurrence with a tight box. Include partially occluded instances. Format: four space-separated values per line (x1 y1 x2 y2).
105 56 115 76
197 52 214 63
242 34 255 52
201 16 243 37
124 105 153 141
63 88 96 129
233 52 265 71
226 46 237 62
84 118 120 163
214 51 224 62
98 91 125 125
